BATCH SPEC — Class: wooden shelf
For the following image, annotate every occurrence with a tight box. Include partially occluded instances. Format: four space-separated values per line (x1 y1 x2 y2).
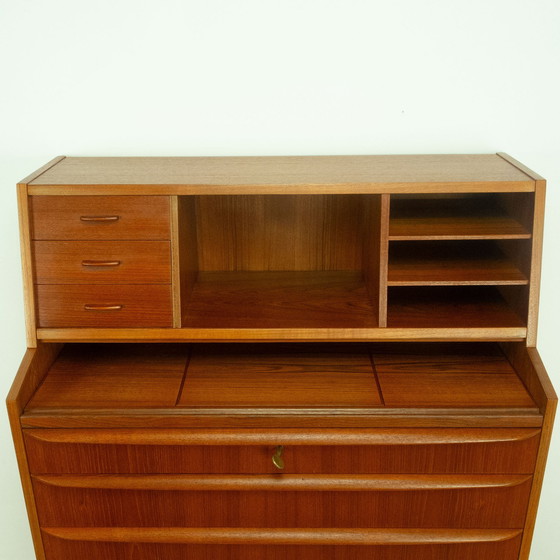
388 242 528 286
387 287 526 329
389 197 531 240
182 271 379 329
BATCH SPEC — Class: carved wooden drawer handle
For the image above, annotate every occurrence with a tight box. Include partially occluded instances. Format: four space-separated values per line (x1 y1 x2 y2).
84 304 124 311
272 445 284 470
81 260 121 267
80 215 120 222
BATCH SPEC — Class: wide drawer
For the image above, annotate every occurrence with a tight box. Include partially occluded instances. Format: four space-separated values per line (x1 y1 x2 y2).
32 473 532 529
41 528 523 560
24 428 540 474
33 240 171 284
36 285 173 327
30 195 170 240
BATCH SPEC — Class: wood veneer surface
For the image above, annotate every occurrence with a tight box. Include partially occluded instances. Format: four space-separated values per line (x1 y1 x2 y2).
177 345 382 408
388 242 528 286
30 195 170 240
387 286 526 328
28 155 532 186
39 534 524 560
33 240 171 284
32 474 531 528
27 344 189 409
25 343 537 413
389 196 531 240
182 272 378 329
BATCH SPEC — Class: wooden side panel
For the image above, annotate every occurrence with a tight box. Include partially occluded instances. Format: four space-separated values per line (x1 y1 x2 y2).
32 474 532 529
500 345 558 560
6 343 64 560
526 181 546 346
23 428 540 475
41 529 523 560
363 195 389 327
175 196 199 327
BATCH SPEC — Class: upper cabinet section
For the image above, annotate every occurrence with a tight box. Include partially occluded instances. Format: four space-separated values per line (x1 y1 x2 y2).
18 154 545 344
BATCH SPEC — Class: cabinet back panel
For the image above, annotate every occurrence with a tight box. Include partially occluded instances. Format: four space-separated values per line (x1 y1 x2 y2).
194 195 366 271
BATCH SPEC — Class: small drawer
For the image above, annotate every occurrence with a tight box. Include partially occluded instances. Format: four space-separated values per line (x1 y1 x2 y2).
41 528 524 560
33 241 171 284
36 285 173 328
30 196 170 240
24 428 540 475
32 473 532 529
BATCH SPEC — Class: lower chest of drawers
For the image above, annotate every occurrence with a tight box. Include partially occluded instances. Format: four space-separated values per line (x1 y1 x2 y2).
24 427 539 560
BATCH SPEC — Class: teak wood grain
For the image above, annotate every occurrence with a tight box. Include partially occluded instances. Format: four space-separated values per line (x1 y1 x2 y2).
374 344 536 408
30 195 171 240
178 345 382 408
26 154 534 194
23 427 540 475
36 284 173 328
389 195 532 240
8 154 555 560
6 343 63 560
387 241 528 286
33 240 172 284
195 195 366 272
27 344 189 409
182 271 379 329
387 286 527 329
31 473 532 529
39 532 524 560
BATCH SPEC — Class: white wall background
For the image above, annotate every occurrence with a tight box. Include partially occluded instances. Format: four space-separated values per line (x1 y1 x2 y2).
1 1 559 558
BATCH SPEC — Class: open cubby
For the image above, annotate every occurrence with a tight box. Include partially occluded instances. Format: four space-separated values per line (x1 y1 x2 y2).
389 193 534 240
178 194 386 329
387 240 529 286
386 286 527 328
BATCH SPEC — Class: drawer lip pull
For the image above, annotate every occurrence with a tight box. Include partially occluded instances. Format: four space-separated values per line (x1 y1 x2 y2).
84 304 124 311
41 527 523 546
23 427 542 446
79 215 120 222
81 260 121 267
32 473 533 492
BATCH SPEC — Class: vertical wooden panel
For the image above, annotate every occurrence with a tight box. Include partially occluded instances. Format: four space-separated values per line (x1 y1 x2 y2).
176 196 199 327
6 343 64 560
195 195 364 272
363 195 389 327
501 345 558 560
526 181 546 346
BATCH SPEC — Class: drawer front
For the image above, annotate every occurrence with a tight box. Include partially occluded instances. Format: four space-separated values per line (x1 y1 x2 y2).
33 240 171 284
41 528 523 560
30 196 170 240
32 474 532 529
36 285 173 327
24 429 540 475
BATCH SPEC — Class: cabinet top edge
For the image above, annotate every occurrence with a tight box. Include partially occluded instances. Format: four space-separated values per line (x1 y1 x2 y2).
24 154 538 191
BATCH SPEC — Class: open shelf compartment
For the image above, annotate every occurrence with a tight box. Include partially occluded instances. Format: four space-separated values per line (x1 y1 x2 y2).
389 193 534 240
176 194 388 329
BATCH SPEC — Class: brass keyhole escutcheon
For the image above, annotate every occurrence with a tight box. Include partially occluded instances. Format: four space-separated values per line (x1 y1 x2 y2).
272 445 284 470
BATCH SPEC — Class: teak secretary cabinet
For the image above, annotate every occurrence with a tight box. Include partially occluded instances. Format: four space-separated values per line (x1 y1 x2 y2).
7 154 557 560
